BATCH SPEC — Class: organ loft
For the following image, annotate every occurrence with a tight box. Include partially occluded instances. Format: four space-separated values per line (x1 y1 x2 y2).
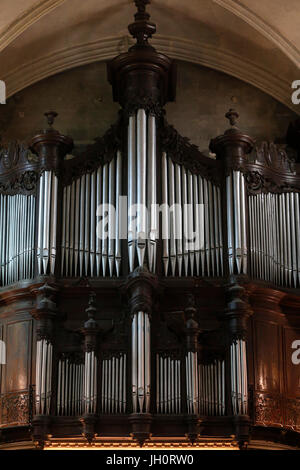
0 0 300 451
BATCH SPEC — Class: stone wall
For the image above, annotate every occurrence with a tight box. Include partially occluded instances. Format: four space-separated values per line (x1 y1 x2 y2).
0 60 297 156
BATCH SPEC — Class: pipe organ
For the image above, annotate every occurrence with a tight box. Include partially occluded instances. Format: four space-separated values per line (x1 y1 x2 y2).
1 0 300 451
61 152 122 278
56 355 84 416
198 360 225 417
0 193 36 285
101 353 127 414
156 354 181 414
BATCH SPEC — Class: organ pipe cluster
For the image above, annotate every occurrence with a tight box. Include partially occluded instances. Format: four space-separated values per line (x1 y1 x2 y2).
83 350 97 414
230 339 248 415
128 110 157 273
37 171 58 275
132 311 151 413
61 152 122 278
226 170 247 275
198 360 225 416
156 355 181 414
249 192 300 287
56 357 84 416
162 153 223 277
35 339 53 415
0 194 35 285
101 353 127 414
185 351 199 414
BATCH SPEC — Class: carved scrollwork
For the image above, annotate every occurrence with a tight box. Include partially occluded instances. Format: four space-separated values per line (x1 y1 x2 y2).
0 141 40 195
285 398 300 431
244 142 300 195
254 392 283 427
124 95 163 118
62 115 123 185
159 121 220 184
0 390 31 426
254 142 295 173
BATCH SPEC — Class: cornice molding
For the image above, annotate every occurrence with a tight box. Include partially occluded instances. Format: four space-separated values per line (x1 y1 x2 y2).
213 0 300 67
0 0 66 53
2 34 298 113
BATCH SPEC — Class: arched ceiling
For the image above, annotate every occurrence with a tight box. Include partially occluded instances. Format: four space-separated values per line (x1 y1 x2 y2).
0 0 299 113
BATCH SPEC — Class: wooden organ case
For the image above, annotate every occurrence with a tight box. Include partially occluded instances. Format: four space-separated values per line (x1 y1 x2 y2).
0 1 300 451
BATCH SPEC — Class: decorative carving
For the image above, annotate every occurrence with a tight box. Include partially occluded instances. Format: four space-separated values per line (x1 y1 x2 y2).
184 293 200 352
159 121 220 184
285 398 300 431
124 267 158 317
128 0 156 48
0 142 40 195
31 283 58 341
254 141 295 173
223 280 253 342
0 390 31 426
62 115 123 185
244 142 300 194
0 169 39 194
81 292 100 352
254 392 283 427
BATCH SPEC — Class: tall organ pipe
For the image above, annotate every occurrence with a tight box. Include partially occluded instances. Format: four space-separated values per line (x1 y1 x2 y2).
131 311 151 413
35 339 53 415
0 194 36 286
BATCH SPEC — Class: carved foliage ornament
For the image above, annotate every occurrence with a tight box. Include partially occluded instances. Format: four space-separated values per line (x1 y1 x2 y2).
0 142 39 195
159 121 220 184
62 115 123 185
0 390 31 426
245 142 300 195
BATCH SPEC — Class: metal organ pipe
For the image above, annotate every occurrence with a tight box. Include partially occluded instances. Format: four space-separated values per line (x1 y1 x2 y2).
156 354 181 414
230 339 248 415
56 357 84 416
198 360 225 416
248 191 300 287
226 171 248 275
61 154 122 278
83 350 97 414
147 115 157 273
35 339 53 415
136 109 147 268
161 155 223 277
185 351 198 414
0 194 36 286
36 171 59 276
131 311 150 413
101 353 127 414
127 110 158 273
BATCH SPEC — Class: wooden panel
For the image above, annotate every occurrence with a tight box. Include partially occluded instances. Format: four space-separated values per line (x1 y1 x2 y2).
254 320 280 392
6 321 31 392
0 324 3 394
283 327 300 397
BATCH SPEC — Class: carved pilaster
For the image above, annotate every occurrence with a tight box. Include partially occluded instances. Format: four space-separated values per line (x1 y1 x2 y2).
28 112 73 174
31 282 58 341
80 293 100 443
222 279 253 447
209 109 254 174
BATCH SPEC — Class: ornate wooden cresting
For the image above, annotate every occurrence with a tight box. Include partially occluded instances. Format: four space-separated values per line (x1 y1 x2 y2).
0 0 300 450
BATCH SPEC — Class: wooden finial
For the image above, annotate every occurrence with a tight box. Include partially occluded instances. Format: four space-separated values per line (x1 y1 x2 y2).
44 111 58 127
128 0 156 47
225 108 239 127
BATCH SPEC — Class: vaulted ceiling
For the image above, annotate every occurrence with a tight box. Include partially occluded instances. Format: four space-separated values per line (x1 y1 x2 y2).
0 0 299 112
